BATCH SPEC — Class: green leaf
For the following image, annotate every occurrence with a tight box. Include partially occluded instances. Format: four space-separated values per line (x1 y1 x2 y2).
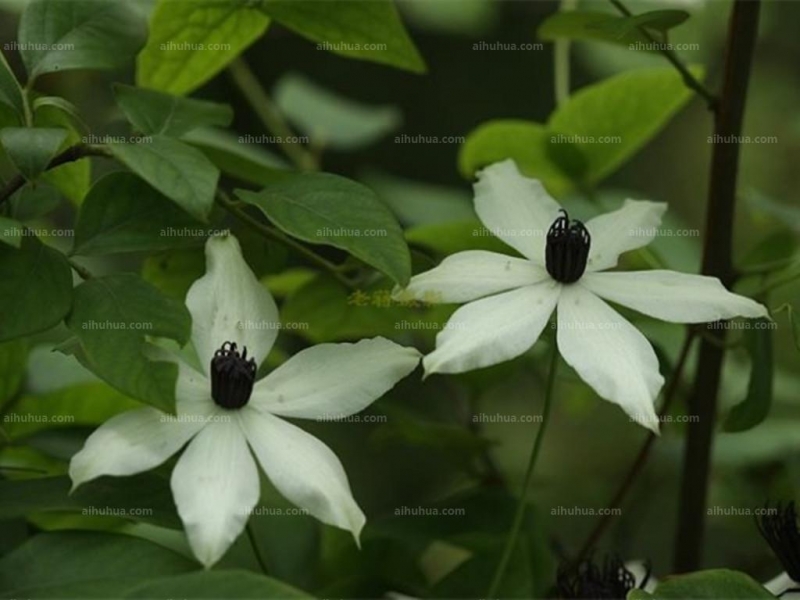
141 248 206 302
274 73 401 150
123 570 312 599
18 0 147 81
3 381 140 439
109 136 220 222
182 127 288 187
0 127 67 180
33 100 92 205
723 318 774 432
361 170 474 227
0 215 23 248
634 568 776 599
259 0 425 73
136 0 270 96
0 339 27 406
32 96 89 134
65 273 191 413
538 10 689 48
548 66 701 186
237 173 411 285
113 84 233 137
458 120 573 197
538 10 649 47
406 219 514 256
73 172 208 256
0 474 181 529
0 48 24 118
0 234 73 342
0 531 196 598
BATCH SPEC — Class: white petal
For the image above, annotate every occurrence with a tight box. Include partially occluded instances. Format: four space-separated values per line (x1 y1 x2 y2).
423 281 561 375
69 407 202 490
186 234 279 375
175 360 219 422
584 200 667 272
556 285 664 433
582 270 769 323
764 572 798 596
250 337 420 419
170 418 259 568
240 409 365 541
473 159 562 263
392 250 549 304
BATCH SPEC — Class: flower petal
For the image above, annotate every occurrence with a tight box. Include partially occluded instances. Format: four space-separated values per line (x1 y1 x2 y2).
170 418 259 568
556 285 664 433
250 337 420 419
582 270 769 323
240 409 365 541
174 359 220 422
423 281 561 375
69 407 202 490
392 250 549 304
584 200 667 272
473 159 562 263
186 234 279 374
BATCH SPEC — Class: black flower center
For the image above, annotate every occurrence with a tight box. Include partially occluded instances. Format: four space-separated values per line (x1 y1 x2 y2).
556 554 646 600
757 501 800 583
545 209 591 284
210 341 256 410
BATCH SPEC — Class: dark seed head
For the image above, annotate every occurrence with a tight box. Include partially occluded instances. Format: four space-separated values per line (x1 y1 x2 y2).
210 341 256 410
757 501 800 581
545 210 591 284
556 554 647 599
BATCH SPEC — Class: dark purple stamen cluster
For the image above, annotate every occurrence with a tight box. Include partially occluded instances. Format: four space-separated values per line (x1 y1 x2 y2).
210 341 256 410
556 554 648 599
757 501 800 589
545 209 591 284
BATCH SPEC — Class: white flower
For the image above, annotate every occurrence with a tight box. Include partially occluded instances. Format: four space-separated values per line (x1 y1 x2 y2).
69 234 420 568
393 160 767 433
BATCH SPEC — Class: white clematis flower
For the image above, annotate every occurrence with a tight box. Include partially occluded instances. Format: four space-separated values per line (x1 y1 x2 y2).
69 234 420 568
393 159 768 432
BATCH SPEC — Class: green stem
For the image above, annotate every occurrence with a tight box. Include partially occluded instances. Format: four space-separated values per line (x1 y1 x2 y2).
227 58 317 171
246 521 269 575
215 191 353 289
609 0 718 110
486 343 559 597
554 0 577 107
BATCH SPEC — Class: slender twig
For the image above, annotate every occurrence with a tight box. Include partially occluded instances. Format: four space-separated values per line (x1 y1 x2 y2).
0 144 110 207
576 329 696 561
215 191 353 289
674 0 761 573
227 58 317 171
487 343 559 598
67 257 93 280
246 521 269 575
609 0 718 110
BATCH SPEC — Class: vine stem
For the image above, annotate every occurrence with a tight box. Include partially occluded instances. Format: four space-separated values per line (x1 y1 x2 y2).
215 191 353 289
227 58 317 171
673 0 761 572
246 521 269 575
608 0 718 110
576 329 696 560
486 342 559 598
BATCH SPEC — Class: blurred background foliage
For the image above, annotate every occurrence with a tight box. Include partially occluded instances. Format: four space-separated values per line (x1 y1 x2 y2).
0 0 798 597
